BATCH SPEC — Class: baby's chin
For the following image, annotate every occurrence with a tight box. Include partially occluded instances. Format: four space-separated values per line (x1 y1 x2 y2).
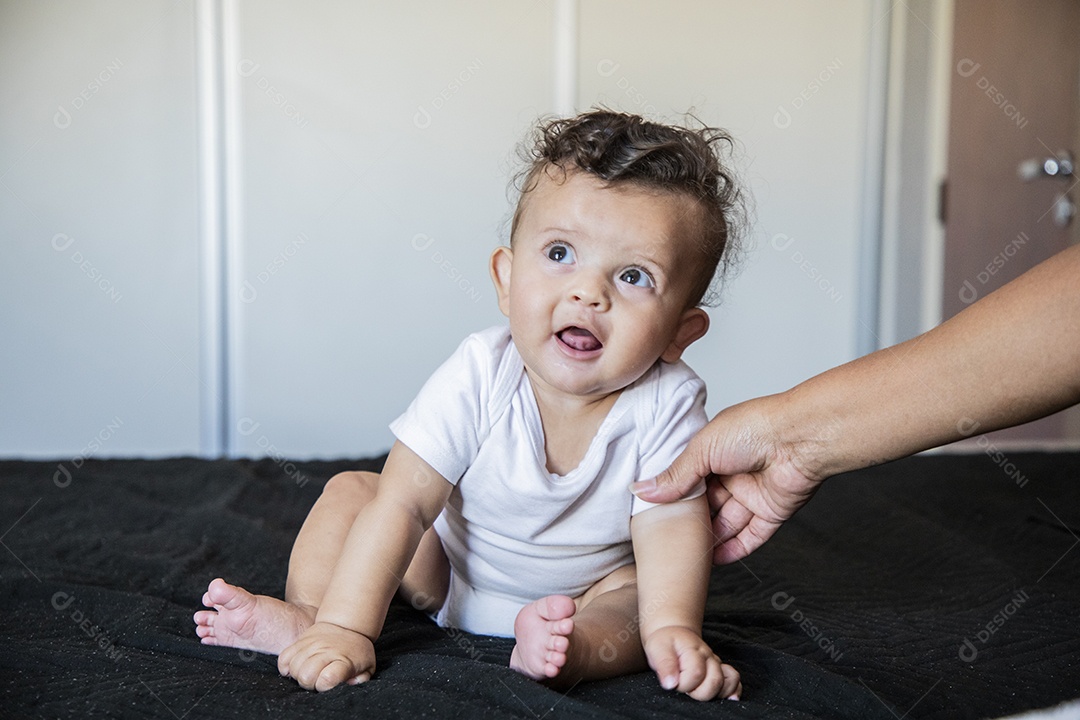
524 362 639 402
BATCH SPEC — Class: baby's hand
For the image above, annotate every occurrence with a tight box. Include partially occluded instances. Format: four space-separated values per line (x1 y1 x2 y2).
643 625 741 701
277 621 376 692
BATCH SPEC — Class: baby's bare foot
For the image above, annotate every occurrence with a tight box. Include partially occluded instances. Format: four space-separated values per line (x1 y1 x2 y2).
193 578 315 655
509 594 577 680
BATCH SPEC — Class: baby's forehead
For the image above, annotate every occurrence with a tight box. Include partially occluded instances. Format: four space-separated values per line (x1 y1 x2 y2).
528 166 698 213
520 169 705 249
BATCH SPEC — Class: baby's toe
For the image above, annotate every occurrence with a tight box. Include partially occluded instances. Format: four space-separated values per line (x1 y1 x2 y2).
545 649 567 667
540 594 577 621
549 617 574 637
547 633 569 653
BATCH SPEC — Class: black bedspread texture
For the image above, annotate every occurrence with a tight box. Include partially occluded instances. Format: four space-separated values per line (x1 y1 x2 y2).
1 452 1078 719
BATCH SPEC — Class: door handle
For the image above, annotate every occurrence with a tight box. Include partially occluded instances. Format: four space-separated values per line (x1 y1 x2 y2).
1018 151 1076 228
1017 151 1074 181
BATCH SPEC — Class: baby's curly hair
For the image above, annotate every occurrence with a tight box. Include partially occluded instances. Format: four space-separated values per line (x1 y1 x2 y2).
510 109 747 307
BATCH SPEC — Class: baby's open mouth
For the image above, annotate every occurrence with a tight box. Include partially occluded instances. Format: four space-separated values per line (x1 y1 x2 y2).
557 326 602 352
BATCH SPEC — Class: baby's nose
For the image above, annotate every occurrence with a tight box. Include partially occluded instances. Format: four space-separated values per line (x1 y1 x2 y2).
569 273 611 309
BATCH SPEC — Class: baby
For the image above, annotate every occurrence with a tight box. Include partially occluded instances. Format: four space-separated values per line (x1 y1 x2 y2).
195 110 745 701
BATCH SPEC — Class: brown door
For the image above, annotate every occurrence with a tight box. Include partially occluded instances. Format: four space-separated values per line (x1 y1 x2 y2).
942 0 1080 444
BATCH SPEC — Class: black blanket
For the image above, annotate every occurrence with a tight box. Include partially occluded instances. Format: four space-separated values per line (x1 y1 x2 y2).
2 452 1078 719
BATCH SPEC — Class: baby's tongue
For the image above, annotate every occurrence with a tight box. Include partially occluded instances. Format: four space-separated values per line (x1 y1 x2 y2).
560 327 601 351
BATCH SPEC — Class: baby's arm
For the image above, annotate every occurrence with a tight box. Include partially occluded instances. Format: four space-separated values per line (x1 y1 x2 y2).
631 495 741 701
277 441 452 691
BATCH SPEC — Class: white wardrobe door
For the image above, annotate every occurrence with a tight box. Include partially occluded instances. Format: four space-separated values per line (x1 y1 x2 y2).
1 2 201 458
232 1 551 457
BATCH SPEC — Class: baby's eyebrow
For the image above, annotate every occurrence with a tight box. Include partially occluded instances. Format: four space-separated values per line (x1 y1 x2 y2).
538 226 578 236
630 246 671 273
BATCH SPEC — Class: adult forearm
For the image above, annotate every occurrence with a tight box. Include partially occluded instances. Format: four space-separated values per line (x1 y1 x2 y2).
782 244 1080 480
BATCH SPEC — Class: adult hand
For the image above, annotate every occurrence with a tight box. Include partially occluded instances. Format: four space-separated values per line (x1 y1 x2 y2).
632 396 824 565
635 246 1080 565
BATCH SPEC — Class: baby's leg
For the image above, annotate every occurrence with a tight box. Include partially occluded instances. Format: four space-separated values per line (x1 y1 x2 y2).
194 471 376 654
286 470 380 611
510 564 645 688
288 471 450 613
194 470 449 654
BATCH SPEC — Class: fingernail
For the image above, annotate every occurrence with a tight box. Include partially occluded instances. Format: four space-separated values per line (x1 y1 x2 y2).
662 675 677 690
727 694 739 701
630 478 655 495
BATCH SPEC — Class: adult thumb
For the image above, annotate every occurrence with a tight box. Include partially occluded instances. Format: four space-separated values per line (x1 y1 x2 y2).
631 439 711 503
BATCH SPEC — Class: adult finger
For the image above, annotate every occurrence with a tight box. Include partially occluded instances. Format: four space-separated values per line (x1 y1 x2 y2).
632 437 713 503
710 485 752 544
713 516 780 565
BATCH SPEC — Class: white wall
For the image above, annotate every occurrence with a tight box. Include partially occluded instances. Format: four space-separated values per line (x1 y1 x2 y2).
1 0 886 460
1 1 201 458
578 0 882 417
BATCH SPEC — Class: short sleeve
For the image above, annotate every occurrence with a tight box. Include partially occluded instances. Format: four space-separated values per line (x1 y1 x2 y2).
389 328 508 484
630 362 708 516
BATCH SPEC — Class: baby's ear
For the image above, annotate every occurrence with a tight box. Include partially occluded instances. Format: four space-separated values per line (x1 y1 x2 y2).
489 246 513 317
661 308 709 363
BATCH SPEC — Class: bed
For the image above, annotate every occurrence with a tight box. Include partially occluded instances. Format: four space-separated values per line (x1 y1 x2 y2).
2 451 1078 718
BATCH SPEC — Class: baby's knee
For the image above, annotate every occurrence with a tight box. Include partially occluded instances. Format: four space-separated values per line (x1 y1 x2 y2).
322 470 380 504
604 563 638 591
579 563 638 607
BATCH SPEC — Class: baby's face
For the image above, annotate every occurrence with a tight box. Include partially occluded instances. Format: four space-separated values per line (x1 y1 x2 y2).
491 169 708 401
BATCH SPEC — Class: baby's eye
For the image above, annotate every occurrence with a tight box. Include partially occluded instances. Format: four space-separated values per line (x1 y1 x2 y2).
619 267 654 288
546 243 575 264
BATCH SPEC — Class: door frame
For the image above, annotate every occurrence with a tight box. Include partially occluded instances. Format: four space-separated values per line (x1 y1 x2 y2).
878 0 953 349
879 0 1080 450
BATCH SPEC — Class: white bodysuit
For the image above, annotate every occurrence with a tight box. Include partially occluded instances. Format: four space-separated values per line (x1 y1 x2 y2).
389 326 706 637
